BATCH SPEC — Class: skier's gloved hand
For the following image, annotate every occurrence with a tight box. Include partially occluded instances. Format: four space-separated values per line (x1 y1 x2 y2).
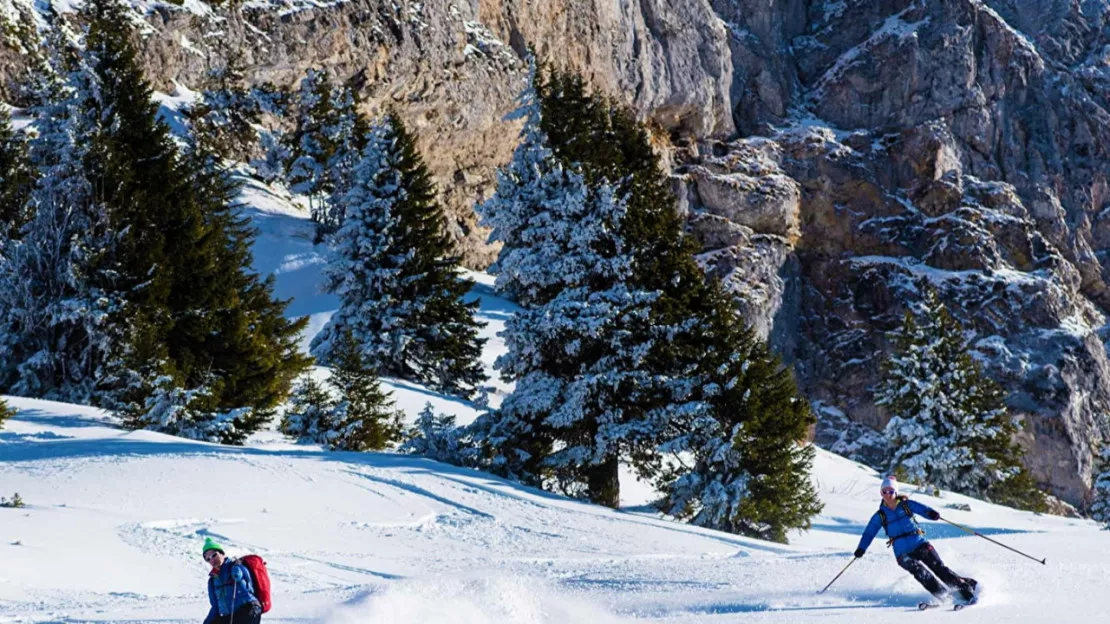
853 548 865 558
926 510 941 520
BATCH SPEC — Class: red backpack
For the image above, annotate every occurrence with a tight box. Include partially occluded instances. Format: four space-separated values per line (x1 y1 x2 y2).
238 555 272 613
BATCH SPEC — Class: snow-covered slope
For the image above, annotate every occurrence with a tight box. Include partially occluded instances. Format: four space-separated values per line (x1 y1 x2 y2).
2 398 1108 623
3 178 1110 623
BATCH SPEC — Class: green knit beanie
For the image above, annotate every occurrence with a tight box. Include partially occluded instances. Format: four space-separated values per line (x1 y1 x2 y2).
202 537 224 555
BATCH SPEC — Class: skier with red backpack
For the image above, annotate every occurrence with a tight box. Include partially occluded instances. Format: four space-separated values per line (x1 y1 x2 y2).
201 537 271 624
854 476 979 607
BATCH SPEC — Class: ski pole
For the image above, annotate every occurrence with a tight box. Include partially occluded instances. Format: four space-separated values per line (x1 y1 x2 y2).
817 556 858 594
941 517 1046 564
229 565 237 624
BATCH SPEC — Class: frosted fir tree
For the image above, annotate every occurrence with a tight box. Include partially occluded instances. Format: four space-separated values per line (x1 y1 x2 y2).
284 69 340 225
279 374 339 445
0 43 121 403
655 311 822 542
77 0 309 438
186 51 261 162
311 115 486 397
121 373 238 443
1089 444 1110 528
284 335 402 451
323 333 404 451
473 71 661 505
876 289 1043 508
479 65 821 536
477 60 573 307
319 81 371 236
0 107 34 238
400 403 471 465
490 183 662 504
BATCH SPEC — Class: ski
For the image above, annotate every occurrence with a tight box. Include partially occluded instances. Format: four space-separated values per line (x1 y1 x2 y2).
918 601 941 610
952 596 979 611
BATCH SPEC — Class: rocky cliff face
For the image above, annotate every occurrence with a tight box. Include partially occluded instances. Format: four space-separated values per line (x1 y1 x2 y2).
3 0 1109 506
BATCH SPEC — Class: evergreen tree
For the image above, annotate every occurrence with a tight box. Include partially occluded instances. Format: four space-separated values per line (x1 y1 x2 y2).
159 147 312 423
0 107 34 238
656 291 822 541
285 334 403 451
0 39 121 402
120 371 241 443
185 51 261 162
284 68 339 225
475 65 822 537
328 333 404 451
400 403 470 464
1090 444 1110 528
877 289 1044 509
319 79 371 235
79 0 309 438
282 337 402 452
0 396 14 429
279 374 338 444
477 166 651 498
311 114 486 397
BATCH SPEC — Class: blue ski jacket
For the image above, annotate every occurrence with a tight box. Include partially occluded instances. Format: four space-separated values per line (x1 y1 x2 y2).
856 497 938 558
204 558 258 624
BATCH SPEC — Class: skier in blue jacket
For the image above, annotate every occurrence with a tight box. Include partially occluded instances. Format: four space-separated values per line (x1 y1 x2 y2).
202 537 262 624
854 476 978 603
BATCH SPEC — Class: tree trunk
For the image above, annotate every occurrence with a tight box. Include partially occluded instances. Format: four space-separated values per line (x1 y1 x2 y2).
586 453 620 508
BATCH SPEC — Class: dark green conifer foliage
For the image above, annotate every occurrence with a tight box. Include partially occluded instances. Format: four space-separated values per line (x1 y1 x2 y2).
283 68 339 224
177 149 312 414
376 115 486 395
0 396 13 429
328 333 404 452
185 50 261 162
313 114 485 397
877 289 1045 511
81 0 309 435
0 107 33 238
525 67 821 537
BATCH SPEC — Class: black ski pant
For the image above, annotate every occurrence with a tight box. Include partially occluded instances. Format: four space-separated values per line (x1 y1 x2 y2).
897 542 975 599
207 602 262 624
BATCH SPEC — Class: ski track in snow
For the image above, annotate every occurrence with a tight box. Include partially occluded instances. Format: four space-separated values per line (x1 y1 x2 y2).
4 396 1109 623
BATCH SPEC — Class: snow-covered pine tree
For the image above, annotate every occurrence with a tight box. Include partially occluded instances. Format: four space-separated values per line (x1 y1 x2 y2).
655 288 822 541
0 106 34 238
185 51 261 162
311 114 486 397
318 79 370 236
121 372 237 442
477 65 821 536
1090 444 1110 528
279 374 338 445
0 36 121 402
400 402 471 465
474 65 675 507
78 0 309 440
877 288 1044 508
481 177 655 502
284 68 340 226
325 333 404 451
282 335 402 451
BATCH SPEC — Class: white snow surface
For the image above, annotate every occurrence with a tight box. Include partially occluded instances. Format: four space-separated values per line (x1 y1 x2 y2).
2 398 1107 622
3 177 1110 622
